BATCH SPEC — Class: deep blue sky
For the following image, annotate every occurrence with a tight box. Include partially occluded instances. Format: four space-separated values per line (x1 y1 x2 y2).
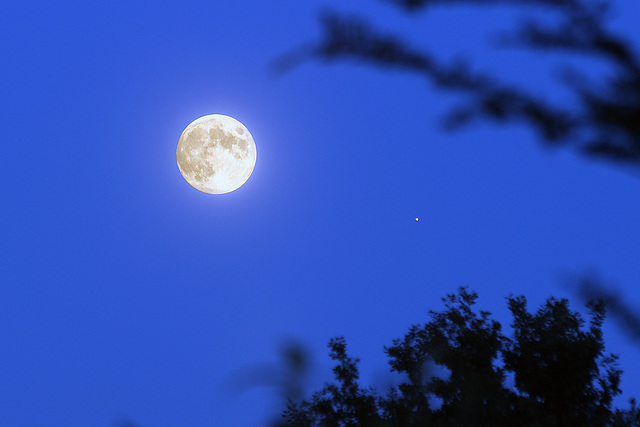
2 1 640 425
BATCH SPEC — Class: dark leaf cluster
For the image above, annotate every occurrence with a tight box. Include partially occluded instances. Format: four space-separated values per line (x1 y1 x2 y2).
283 288 638 426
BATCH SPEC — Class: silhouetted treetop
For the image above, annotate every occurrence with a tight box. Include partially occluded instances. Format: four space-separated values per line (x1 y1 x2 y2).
283 288 636 426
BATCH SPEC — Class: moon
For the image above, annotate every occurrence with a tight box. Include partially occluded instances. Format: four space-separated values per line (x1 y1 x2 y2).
176 114 257 194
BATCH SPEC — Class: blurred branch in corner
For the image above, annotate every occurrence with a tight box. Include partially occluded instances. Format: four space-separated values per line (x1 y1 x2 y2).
223 339 311 426
573 273 640 343
272 0 640 175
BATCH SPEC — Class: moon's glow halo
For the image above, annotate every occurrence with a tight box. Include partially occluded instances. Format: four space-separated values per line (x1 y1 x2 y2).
176 114 256 194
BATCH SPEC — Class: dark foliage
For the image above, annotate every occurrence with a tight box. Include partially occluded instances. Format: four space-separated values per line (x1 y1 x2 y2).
283 288 640 426
612 399 640 427
274 0 640 169
275 2 640 424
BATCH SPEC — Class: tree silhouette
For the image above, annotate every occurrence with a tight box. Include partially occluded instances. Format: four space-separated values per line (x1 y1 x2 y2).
273 1 640 424
274 0 640 332
283 288 639 426
275 0 640 169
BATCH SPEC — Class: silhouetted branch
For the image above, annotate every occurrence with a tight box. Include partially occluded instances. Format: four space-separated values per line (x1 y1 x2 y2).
276 0 640 170
385 0 603 14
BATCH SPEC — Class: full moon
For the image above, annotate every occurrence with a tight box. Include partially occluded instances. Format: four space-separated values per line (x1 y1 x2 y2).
176 114 257 194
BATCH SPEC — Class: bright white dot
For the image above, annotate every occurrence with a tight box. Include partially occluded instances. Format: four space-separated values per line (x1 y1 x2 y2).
415 217 419 222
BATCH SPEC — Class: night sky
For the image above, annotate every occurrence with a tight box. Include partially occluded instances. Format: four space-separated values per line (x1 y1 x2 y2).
2 1 640 425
